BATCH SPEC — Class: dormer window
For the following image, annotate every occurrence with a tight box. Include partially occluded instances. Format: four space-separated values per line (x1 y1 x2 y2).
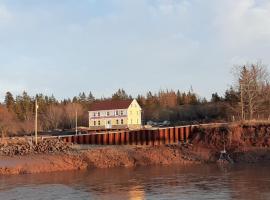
116 110 119 115
121 110 123 115
107 112 110 116
98 112 100 117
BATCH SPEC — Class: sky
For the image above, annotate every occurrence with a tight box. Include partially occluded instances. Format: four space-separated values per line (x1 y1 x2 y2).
0 0 270 101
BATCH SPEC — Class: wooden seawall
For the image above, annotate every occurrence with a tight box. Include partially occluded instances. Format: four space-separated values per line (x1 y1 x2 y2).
57 123 227 145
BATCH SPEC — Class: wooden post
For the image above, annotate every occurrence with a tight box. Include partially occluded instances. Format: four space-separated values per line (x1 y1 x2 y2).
109 133 114 145
85 135 90 144
165 128 169 144
67 136 72 143
91 134 96 145
175 127 179 143
185 126 190 142
136 131 140 145
159 129 165 145
103 133 108 145
180 127 184 141
120 131 125 145
124 131 130 145
153 130 158 146
73 135 78 144
169 127 174 144
141 130 146 145
115 132 120 145
146 130 150 145
131 131 136 145
78 135 83 144
97 134 102 145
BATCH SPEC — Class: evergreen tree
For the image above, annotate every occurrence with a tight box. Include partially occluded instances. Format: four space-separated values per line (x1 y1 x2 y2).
4 92 15 112
211 93 222 102
112 89 129 100
87 92 95 103
78 92 87 103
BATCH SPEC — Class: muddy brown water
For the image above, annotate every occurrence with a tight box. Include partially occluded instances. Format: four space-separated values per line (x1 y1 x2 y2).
0 164 269 200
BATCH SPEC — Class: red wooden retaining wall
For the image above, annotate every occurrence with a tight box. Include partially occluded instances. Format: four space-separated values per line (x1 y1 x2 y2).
60 126 197 145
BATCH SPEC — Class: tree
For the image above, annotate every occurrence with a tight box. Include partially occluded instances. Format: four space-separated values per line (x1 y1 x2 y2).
235 62 269 120
159 90 177 108
211 93 222 103
44 105 64 130
78 92 87 103
112 89 130 100
4 92 15 112
0 105 15 139
64 103 83 128
15 91 34 121
87 92 95 103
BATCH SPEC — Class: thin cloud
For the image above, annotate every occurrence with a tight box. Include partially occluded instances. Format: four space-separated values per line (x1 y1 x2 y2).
0 0 269 101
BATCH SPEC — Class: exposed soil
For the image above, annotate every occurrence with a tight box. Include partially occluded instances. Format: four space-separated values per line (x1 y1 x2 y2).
0 145 198 175
0 122 269 176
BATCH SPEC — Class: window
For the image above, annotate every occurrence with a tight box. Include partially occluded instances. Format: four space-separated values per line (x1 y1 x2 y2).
98 121 100 126
116 110 119 115
121 119 124 124
116 119 119 124
93 112 96 117
120 110 123 115
107 111 110 116
98 112 100 117
94 121 96 126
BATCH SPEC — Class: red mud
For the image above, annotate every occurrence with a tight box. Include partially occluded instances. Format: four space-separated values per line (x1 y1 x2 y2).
0 146 196 175
0 123 269 175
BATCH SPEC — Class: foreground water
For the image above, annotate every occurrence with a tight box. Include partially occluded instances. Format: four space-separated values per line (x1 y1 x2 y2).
0 164 269 200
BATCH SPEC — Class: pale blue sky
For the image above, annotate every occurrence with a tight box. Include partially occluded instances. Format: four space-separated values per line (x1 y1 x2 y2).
0 0 270 101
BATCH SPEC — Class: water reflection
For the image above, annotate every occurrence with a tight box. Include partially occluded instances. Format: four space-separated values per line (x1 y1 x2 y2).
0 164 269 200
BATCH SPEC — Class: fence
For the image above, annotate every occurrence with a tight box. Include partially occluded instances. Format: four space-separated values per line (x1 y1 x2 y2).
57 123 228 145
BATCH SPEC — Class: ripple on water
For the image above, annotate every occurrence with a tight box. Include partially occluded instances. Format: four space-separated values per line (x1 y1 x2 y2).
0 164 269 200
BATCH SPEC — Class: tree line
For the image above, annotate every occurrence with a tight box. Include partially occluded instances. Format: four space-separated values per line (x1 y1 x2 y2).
0 62 269 136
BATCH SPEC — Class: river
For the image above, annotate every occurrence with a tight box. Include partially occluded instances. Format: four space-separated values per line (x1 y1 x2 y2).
0 164 269 200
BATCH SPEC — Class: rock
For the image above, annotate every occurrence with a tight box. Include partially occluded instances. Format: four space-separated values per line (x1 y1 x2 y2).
0 139 72 156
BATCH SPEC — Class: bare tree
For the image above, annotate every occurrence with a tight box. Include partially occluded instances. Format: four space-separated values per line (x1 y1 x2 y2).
64 103 83 128
0 106 15 140
44 105 64 130
234 62 269 120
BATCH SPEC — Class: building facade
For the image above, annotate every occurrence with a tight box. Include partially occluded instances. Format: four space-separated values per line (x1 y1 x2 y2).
89 99 142 130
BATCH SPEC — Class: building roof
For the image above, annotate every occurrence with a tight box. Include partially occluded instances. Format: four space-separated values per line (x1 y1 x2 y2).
89 99 133 111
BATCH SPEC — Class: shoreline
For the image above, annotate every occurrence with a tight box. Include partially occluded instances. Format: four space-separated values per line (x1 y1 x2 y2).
0 145 269 176
1 122 270 176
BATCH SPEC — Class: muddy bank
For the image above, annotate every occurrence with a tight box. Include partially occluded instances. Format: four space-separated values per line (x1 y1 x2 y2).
1 144 269 176
0 122 270 175
0 145 198 175
0 154 87 175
